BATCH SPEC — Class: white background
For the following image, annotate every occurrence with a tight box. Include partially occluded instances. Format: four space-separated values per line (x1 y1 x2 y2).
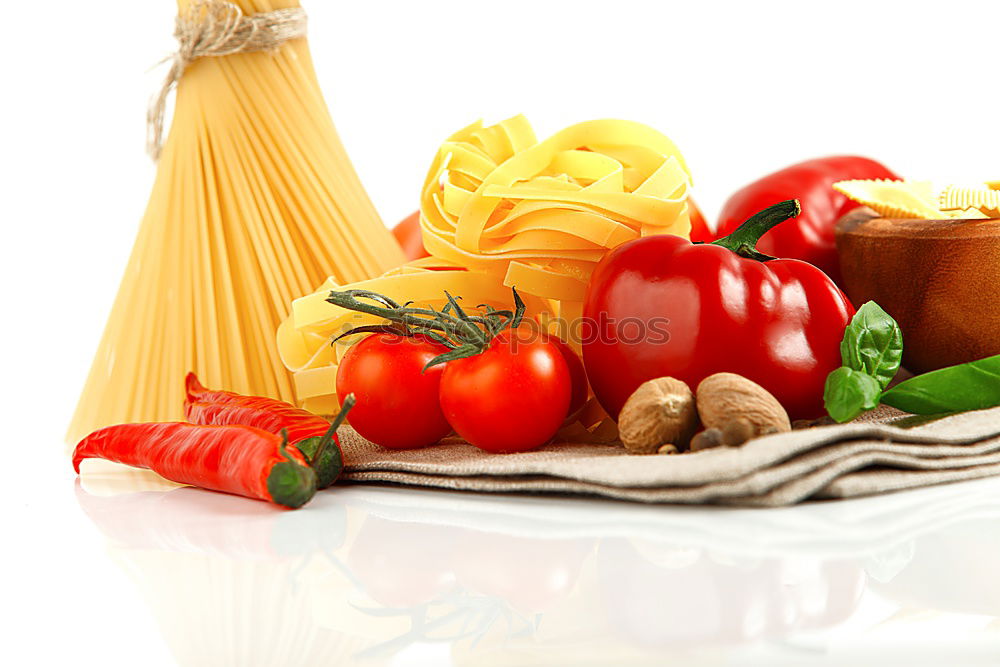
3 1 999 665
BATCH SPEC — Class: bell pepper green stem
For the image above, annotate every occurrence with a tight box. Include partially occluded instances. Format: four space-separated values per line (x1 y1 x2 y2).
711 199 801 262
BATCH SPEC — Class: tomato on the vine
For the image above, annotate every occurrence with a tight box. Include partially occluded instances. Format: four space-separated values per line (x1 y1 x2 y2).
439 328 571 453
336 333 452 449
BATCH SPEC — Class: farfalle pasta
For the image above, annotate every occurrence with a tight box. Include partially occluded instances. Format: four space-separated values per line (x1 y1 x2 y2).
940 185 1000 218
277 116 693 419
834 179 998 220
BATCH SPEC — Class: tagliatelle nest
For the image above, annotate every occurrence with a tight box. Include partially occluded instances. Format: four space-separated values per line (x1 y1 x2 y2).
420 115 693 312
278 116 694 437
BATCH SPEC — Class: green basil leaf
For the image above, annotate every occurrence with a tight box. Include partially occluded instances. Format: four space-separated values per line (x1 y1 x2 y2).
880 354 1000 415
840 301 903 390
824 367 881 423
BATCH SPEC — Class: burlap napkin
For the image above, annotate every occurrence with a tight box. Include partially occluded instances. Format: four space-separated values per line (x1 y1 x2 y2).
337 406 1000 507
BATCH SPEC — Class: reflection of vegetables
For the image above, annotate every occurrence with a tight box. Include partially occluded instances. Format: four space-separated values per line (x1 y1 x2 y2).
74 483 347 558
714 156 898 285
73 423 318 508
881 354 1000 415
584 200 854 420
452 532 590 615
184 373 346 488
391 211 429 261
336 333 453 449
870 525 1000 616
598 539 865 646
349 515 460 607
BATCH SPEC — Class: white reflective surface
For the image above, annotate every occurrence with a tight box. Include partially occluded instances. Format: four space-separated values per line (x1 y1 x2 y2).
49 465 1000 665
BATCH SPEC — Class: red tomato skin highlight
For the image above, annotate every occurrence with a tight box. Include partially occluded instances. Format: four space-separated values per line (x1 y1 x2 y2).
714 156 898 285
440 330 571 453
336 333 452 449
582 235 854 421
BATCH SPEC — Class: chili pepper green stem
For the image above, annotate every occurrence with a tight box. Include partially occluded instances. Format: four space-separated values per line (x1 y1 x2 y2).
310 394 356 468
267 431 318 509
711 199 801 261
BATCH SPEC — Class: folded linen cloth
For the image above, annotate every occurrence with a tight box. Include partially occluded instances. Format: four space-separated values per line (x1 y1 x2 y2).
337 406 1000 507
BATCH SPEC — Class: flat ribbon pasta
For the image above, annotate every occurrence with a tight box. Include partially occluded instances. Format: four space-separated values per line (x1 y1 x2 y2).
278 116 693 423
420 116 693 307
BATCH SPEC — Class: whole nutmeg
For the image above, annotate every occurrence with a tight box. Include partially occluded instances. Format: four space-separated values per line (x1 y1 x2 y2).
618 377 697 454
696 373 791 442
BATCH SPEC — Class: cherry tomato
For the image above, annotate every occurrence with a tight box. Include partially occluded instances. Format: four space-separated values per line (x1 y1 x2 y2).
391 210 429 261
440 328 571 453
336 333 452 448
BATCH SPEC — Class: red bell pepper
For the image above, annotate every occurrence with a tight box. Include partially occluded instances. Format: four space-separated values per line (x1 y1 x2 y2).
582 200 854 421
713 157 898 285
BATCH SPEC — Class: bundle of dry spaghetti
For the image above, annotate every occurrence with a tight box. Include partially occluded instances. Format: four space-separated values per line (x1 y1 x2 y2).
67 0 404 444
278 115 692 431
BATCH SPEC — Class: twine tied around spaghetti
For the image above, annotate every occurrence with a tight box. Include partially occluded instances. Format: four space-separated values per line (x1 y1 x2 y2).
147 1 307 160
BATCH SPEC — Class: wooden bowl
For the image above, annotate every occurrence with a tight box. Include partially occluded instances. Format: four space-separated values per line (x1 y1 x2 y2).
835 210 1000 374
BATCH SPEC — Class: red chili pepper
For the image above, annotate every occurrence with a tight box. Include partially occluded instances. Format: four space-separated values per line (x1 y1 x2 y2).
72 423 318 508
184 373 349 488
583 200 854 421
713 157 898 285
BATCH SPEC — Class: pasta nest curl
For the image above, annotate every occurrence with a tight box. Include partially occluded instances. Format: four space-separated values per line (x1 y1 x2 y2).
420 115 693 304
